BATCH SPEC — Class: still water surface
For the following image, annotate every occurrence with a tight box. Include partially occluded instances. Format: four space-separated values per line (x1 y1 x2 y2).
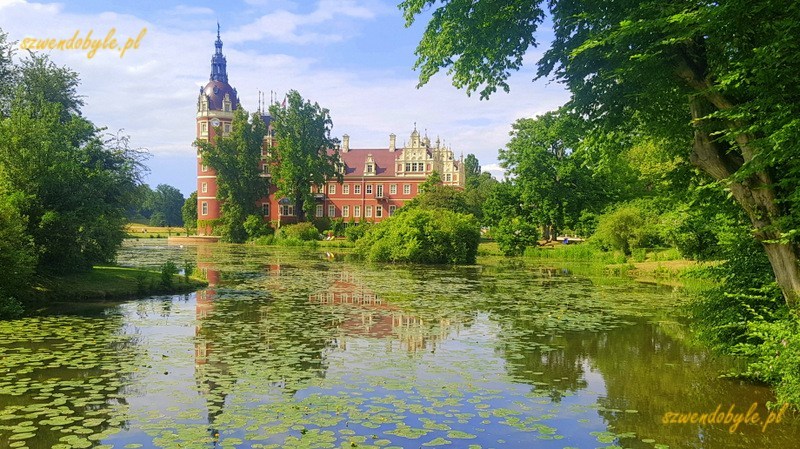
1 240 798 448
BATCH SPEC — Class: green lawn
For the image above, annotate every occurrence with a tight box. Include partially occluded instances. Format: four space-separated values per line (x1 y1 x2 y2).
25 266 207 302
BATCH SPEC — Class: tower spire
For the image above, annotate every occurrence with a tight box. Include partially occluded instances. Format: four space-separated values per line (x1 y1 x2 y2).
210 24 228 83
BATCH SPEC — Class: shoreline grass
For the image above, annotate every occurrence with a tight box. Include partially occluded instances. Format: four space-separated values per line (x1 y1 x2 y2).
22 266 208 304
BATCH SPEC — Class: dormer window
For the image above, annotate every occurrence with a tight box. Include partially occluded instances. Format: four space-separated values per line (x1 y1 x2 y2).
199 96 209 112
223 94 232 112
364 154 376 176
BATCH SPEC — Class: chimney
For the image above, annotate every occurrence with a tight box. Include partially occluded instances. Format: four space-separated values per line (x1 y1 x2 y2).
342 134 349 153
389 133 396 152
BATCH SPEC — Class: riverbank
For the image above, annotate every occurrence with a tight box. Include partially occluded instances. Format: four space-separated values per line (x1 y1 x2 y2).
22 266 207 304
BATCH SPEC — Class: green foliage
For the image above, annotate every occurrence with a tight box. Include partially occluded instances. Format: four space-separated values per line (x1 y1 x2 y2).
197 107 268 243
0 50 145 273
354 208 480 264
402 183 472 215
278 222 320 241
493 216 540 257
268 90 341 221
463 154 481 188
149 212 167 227
159 260 178 288
150 184 184 226
345 222 371 243
182 260 195 282
0 192 36 297
0 295 23 320
401 0 800 305
592 201 664 256
243 214 273 240
182 191 197 232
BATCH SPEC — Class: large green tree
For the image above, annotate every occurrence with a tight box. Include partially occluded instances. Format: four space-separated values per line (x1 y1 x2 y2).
196 107 268 242
268 90 342 221
500 108 623 240
401 0 800 307
0 43 145 272
150 184 184 227
182 191 198 233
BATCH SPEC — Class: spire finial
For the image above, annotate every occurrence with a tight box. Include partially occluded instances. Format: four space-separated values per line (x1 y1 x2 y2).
217 21 221 40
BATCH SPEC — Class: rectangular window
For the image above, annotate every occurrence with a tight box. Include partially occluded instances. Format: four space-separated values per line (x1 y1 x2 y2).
201 201 208 216
280 205 295 216
354 184 361 195
417 184 421 194
403 184 411 195
328 204 336 217
223 123 231 134
389 205 396 216
262 203 270 217
343 205 350 217
328 183 336 195
376 206 383 218
201 182 208 193
316 204 324 217
354 205 361 218
366 184 373 194
343 184 350 195
365 205 373 218
202 164 208 172
376 184 384 198
405 163 411 172
200 122 208 135
389 184 397 195
445 173 452 182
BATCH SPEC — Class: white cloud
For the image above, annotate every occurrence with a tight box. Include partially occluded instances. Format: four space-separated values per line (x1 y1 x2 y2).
0 0 569 195
229 0 378 45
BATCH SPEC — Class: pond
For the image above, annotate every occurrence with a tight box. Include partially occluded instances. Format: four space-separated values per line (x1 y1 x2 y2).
1 240 798 448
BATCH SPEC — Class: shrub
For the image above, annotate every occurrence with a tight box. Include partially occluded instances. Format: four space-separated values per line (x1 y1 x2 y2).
493 216 540 256
182 260 195 282
0 296 24 320
243 214 273 240
354 209 480 264
592 201 664 255
345 222 371 242
160 260 178 288
279 222 320 241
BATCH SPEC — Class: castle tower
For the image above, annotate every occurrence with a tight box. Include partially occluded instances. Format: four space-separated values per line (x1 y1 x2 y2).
196 24 238 235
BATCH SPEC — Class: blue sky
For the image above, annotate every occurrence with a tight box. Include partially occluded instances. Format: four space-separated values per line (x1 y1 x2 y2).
1 0 569 196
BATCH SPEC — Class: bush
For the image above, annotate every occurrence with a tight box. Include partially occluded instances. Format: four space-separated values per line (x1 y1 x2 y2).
345 222 371 242
354 209 480 264
278 222 320 241
493 216 540 256
243 214 273 240
0 296 24 320
160 260 178 288
592 201 664 255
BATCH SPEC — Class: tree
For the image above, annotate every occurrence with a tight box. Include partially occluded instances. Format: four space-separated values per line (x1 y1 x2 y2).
401 0 800 307
0 44 146 272
196 107 268 242
501 109 617 240
463 153 482 188
182 191 198 233
268 90 341 221
150 184 184 227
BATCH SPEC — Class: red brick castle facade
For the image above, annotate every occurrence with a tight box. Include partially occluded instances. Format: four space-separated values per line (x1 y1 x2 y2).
196 30 465 235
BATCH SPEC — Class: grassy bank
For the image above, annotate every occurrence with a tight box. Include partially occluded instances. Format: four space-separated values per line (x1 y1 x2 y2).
125 224 187 239
478 241 715 289
23 266 207 303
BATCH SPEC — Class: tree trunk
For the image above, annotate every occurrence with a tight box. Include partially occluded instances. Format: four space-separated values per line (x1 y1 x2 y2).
295 193 305 222
688 95 800 308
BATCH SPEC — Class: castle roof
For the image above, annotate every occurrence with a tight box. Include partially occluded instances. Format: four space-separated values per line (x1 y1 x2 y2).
339 148 399 177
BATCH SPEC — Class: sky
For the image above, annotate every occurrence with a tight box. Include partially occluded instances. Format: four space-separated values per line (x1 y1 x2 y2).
0 0 569 197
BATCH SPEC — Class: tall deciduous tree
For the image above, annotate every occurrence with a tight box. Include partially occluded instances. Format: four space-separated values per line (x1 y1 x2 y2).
150 184 185 227
196 107 268 243
182 191 198 233
463 154 481 188
268 90 341 221
401 0 800 307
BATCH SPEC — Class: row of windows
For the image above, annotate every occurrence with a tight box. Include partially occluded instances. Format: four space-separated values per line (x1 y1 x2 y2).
199 121 232 136
328 183 414 196
201 201 398 219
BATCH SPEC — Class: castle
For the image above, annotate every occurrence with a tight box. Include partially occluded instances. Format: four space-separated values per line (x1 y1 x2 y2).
195 29 465 235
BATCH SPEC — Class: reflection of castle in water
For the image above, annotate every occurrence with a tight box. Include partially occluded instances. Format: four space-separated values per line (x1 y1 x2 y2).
309 271 460 352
